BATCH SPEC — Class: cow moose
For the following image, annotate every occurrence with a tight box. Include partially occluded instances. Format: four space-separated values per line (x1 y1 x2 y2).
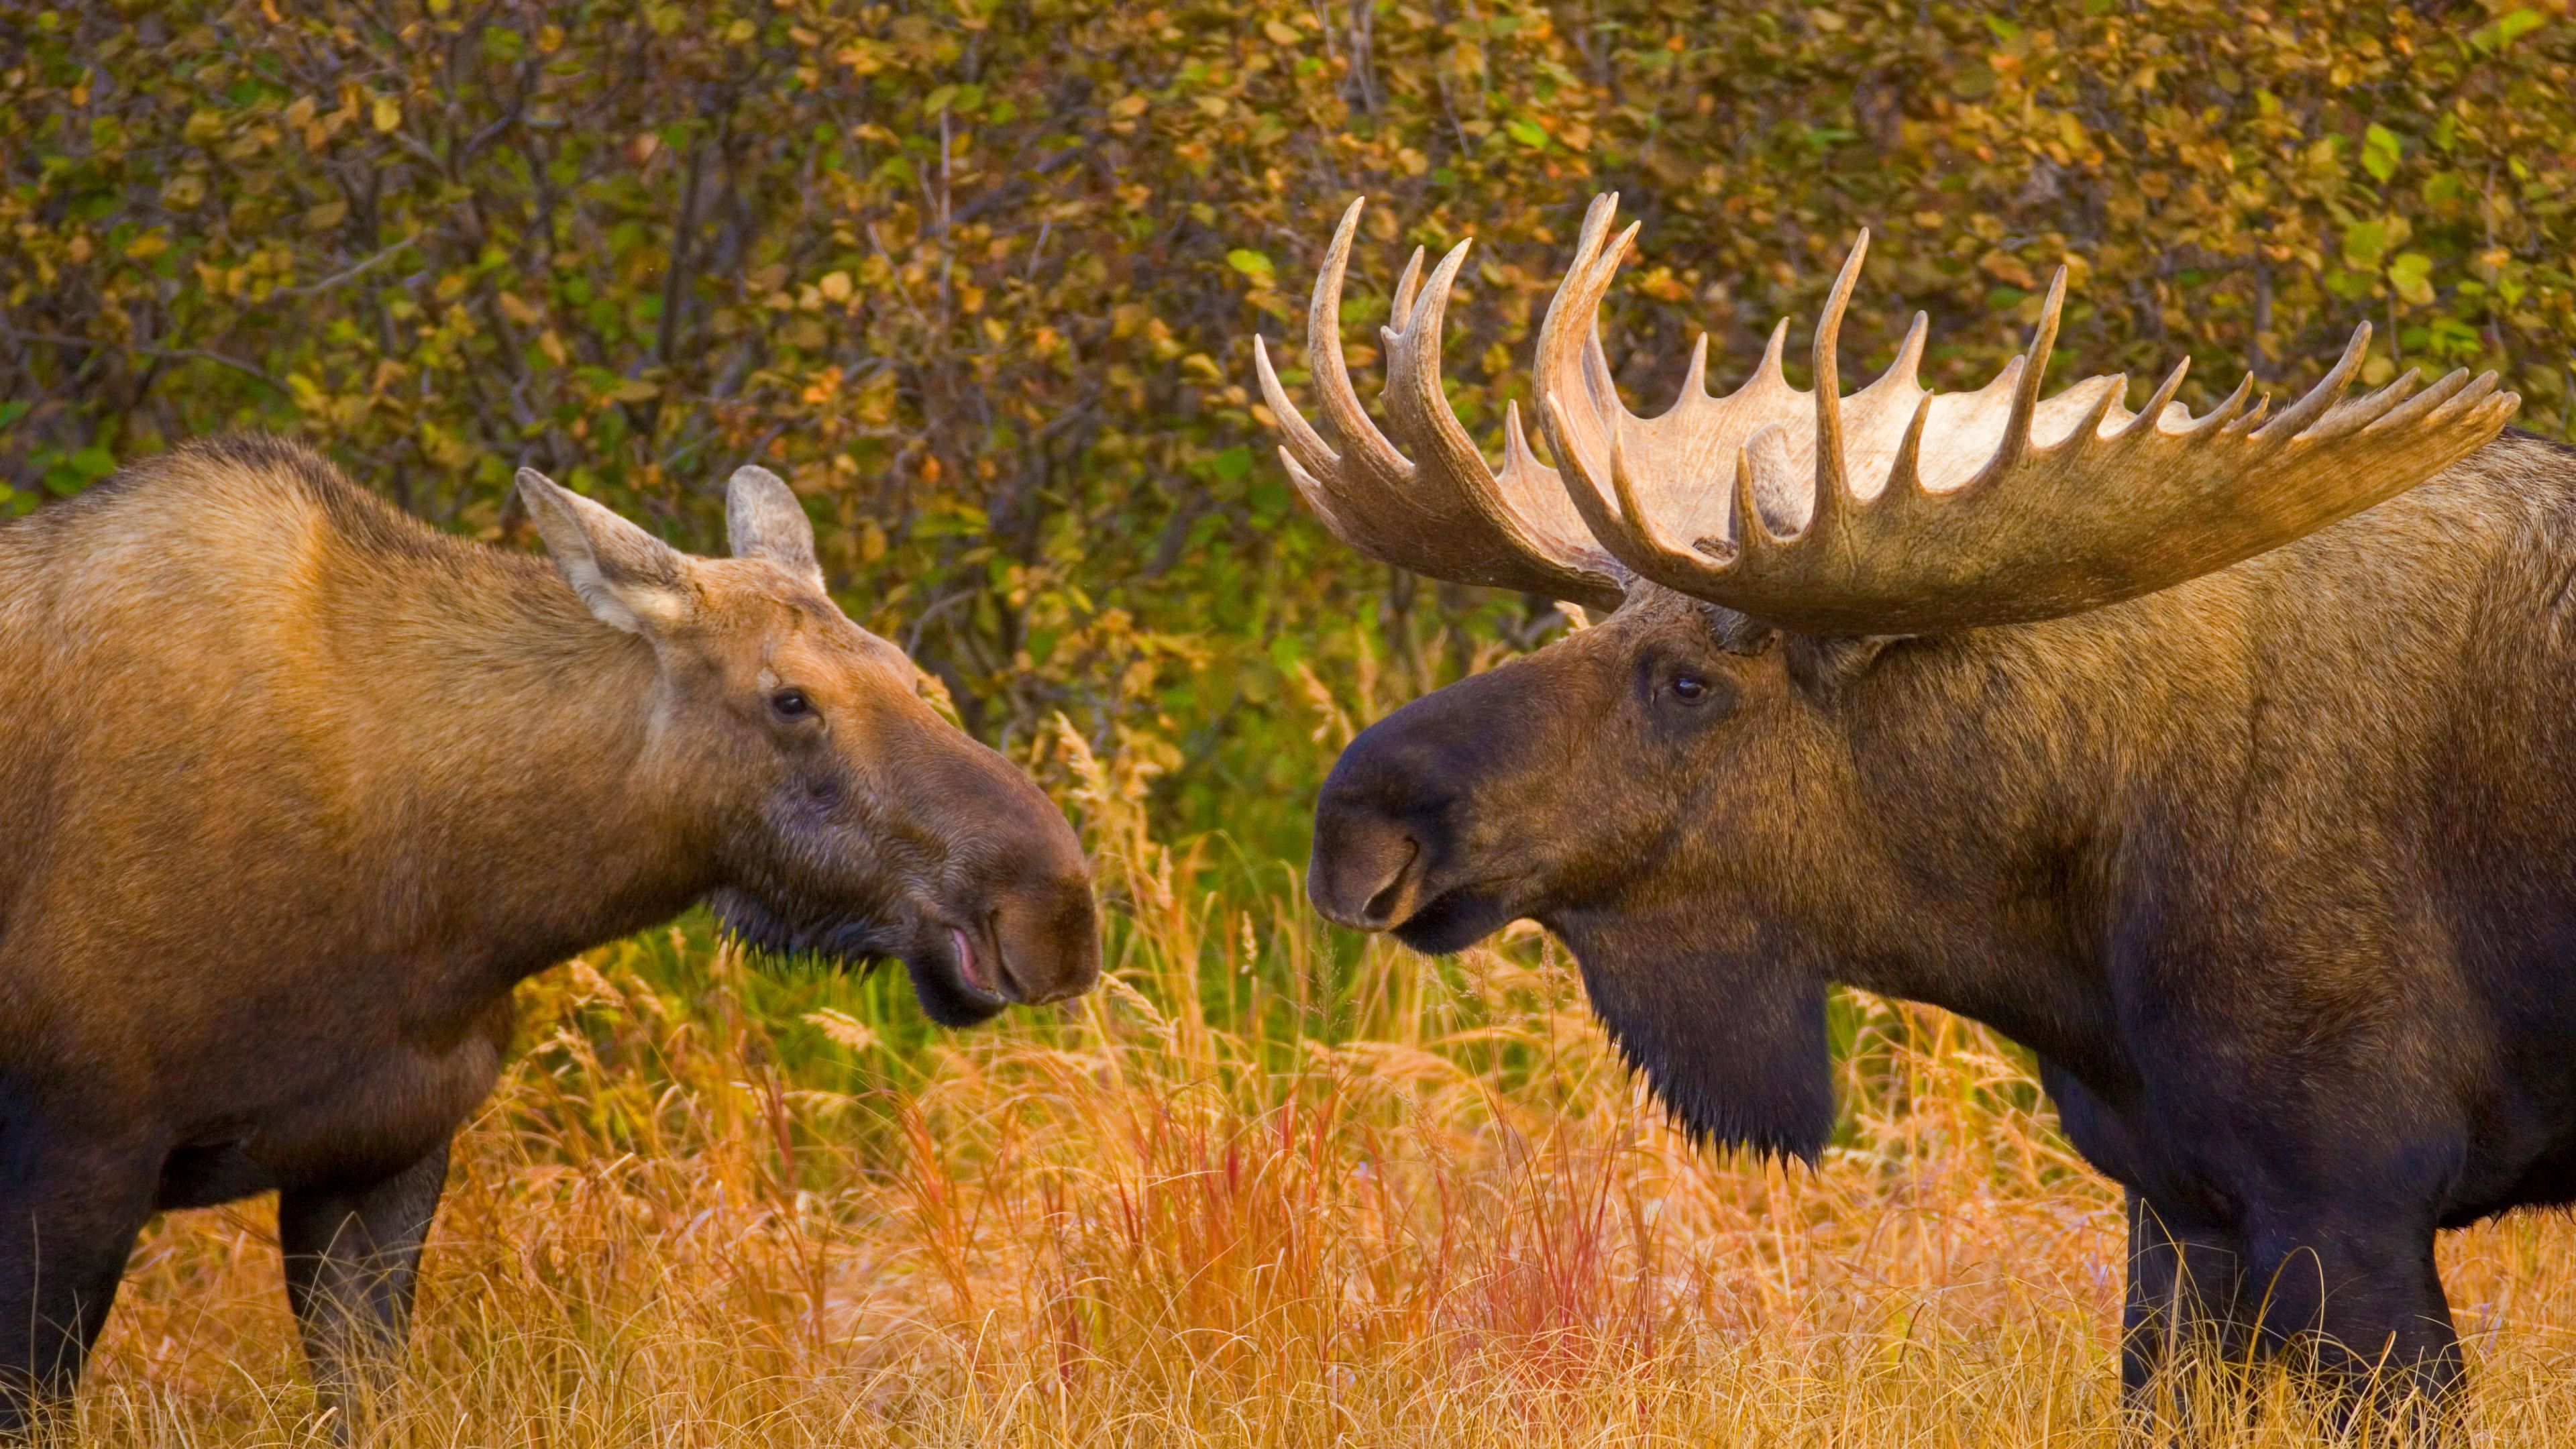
0 436 1099 1431
1260 194 2568 1426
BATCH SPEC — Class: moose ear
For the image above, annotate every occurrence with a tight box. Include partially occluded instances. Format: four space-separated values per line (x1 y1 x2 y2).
725 465 822 588
516 468 694 635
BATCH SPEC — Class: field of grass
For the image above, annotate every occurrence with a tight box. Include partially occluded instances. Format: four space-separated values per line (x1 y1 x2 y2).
55 729 2576 1447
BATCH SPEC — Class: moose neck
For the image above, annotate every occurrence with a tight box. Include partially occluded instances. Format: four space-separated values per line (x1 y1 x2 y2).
1799 616 2163 1075
325 550 719 987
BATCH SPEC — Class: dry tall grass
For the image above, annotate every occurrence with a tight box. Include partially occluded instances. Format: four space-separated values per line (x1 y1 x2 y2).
54 728 2576 1446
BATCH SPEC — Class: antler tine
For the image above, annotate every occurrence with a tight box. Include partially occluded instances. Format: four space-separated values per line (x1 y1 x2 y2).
1381 235 1531 537
1533 199 1642 516
1390 246 1428 331
1272 444 1356 537
2369 366 2479 435
1680 333 1711 400
2123 354 2194 440
2302 346 2438 446
1885 391 1937 500
1755 319 1791 390
1882 313 1928 393
1387 237 1474 358
1808 231 1870 544
1252 334 1339 477
1733 429 1773 560
2065 370 2129 452
1981 266 2067 481
1306 197 1411 481
2183 371 2259 439
1501 399 1540 472
2253 323 2369 443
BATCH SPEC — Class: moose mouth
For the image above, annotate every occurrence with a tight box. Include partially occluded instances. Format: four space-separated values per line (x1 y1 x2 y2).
1388 882 1521 957
707 888 1012 1027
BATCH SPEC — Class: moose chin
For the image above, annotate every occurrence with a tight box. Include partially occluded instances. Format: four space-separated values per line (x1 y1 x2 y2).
706 884 1084 1030
0 436 1099 1432
1266 192 2569 1432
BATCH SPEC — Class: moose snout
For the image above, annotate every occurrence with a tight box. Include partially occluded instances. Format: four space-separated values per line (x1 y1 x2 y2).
1309 817 1422 930
989 871 1102 1004
1309 770 1434 930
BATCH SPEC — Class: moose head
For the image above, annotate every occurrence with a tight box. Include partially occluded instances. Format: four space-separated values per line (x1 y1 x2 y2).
515 465 1100 1024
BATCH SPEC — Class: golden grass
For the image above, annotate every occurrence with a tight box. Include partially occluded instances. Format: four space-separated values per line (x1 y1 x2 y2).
55 733 2576 1446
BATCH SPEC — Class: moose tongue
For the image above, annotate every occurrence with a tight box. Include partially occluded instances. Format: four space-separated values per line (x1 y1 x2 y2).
951 927 996 998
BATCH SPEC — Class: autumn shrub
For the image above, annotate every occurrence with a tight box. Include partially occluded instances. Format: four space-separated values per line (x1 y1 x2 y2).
5 0 2573 849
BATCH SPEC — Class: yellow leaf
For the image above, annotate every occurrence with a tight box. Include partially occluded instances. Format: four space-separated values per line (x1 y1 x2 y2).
819 270 853 303
371 95 402 133
1263 19 1301 44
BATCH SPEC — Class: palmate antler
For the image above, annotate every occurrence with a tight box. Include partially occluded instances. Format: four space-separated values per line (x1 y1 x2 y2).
1260 193 2522 635
1253 198 1627 610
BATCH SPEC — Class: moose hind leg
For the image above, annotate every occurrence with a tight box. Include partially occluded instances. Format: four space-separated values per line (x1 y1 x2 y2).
277 1138 450 1431
2121 1191 2257 1434
0 1102 157 1438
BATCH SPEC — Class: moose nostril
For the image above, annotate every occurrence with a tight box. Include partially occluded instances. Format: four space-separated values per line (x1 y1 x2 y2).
1360 837 1421 926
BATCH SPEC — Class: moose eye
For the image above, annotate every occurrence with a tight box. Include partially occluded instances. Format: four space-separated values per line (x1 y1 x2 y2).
1670 673 1709 703
769 688 814 720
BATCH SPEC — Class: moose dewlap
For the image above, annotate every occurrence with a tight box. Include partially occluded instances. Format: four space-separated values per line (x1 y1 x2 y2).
1268 193 2575 1430
0 435 1098 1428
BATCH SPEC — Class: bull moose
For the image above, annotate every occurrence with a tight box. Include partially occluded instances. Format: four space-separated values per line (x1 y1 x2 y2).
1260 194 2565 1424
0 436 1099 1431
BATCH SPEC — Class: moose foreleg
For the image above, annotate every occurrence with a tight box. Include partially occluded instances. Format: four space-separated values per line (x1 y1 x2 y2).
0 1106 156 1440
2121 1191 2256 1436
2242 1212 2462 1440
278 1138 450 1433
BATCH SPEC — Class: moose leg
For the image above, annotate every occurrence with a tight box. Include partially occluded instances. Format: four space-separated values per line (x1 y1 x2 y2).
2121 1191 2255 1434
277 1138 450 1431
0 1109 156 1438
2242 1212 2461 1438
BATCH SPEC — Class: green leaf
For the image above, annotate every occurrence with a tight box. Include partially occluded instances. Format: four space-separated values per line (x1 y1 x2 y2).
1505 118 1549 149
2342 219 2390 270
2387 252 2435 306
1209 445 1253 482
2361 124 2403 183
1225 249 1273 280
0 400 30 431
2471 7 2546 52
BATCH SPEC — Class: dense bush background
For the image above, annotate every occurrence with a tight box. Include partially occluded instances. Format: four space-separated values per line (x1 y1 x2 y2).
13 12 2576 1436
6 0 2573 855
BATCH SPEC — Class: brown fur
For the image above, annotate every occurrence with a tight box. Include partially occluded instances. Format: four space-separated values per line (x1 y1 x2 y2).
1310 431 2576 1424
0 435 1097 1427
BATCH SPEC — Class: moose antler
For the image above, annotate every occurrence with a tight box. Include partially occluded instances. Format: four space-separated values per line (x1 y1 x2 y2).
1253 198 1629 610
1533 194 2521 633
